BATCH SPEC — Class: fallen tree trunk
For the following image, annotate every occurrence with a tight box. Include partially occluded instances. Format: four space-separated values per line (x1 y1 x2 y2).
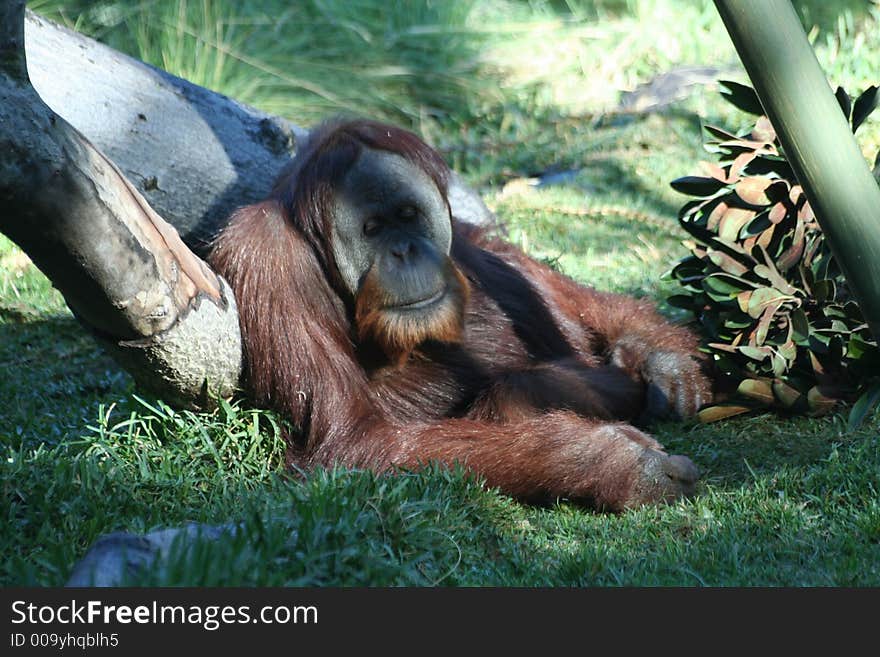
0 0 241 406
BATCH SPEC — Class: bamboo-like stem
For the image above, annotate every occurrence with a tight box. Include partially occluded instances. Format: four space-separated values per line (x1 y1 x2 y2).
714 0 880 342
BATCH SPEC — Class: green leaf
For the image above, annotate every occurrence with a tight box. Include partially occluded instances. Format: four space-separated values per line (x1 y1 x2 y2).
834 87 852 121
772 380 802 408
703 273 754 304
847 381 880 431
678 197 711 223
791 308 810 344
852 85 878 133
847 335 876 360
813 279 837 304
843 301 866 321
714 139 775 159
741 212 774 237
667 294 697 310
807 386 839 416
671 256 705 276
698 404 752 423
746 286 791 319
747 155 794 179
739 345 771 361
704 124 741 142
828 335 845 364
778 339 797 361
824 304 849 320
724 317 755 329
809 333 831 356
835 86 852 120
671 176 727 197
770 351 788 377
737 378 774 404
719 80 764 116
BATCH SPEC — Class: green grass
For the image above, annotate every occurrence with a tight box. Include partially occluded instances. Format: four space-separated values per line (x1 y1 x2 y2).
3 0 880 586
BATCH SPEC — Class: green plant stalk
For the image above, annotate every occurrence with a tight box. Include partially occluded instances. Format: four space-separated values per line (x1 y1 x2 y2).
713 0 880 343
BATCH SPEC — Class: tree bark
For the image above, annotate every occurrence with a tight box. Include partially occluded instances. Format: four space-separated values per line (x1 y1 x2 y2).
0 0 241 407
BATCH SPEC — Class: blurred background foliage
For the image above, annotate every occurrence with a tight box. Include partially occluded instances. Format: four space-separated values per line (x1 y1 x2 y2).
27 1 880 142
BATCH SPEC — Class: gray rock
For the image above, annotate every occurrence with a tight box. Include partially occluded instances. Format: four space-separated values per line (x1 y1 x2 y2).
66 523 235 587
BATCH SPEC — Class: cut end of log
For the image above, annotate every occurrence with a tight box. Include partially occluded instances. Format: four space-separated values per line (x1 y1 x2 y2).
106 276 243 408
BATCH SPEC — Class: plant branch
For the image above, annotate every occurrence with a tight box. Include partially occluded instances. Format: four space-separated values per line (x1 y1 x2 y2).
714 0 880 343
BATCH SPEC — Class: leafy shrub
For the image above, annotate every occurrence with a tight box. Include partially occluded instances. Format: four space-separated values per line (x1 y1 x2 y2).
668 81 880 425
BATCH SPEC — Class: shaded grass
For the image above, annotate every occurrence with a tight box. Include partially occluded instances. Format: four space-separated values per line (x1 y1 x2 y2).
5 400 877 586
3 0 880 586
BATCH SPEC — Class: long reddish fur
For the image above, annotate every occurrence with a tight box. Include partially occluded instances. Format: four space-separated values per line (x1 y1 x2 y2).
209 119 709 510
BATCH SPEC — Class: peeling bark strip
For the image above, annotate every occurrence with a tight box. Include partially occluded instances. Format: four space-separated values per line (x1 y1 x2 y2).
0 0 241 406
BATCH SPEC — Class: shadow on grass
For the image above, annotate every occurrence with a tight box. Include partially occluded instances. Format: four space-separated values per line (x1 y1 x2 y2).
0 313 130 450
1 438 291 586
510 412 880 585
654 413 846 488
